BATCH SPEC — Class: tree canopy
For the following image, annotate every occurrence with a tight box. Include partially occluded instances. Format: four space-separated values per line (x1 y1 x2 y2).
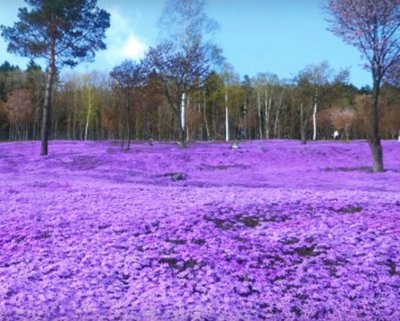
1 0 110 155
1 0 110 68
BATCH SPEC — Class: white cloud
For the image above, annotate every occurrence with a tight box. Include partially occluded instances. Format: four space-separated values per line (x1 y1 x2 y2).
122 36 147 60
101 7 148 65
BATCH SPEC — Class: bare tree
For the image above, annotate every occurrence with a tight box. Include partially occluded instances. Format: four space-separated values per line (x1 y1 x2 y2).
110 60 145 149
145 41 210 146
327 0 400 171
6 89 34 140
147 0 218 146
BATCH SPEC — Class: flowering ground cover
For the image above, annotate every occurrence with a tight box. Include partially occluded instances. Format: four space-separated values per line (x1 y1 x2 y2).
0 139 399 321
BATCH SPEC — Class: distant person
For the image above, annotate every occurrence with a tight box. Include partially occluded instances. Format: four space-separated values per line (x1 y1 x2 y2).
333 130 340 140
237 128 243 140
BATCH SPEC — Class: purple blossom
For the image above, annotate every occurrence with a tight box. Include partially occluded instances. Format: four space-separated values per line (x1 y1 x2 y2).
0 140 399 320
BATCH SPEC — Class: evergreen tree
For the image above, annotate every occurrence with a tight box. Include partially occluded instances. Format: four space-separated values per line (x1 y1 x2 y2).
1 0 110 155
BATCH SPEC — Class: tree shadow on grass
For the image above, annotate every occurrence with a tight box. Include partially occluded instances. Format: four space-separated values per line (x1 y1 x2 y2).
325 166 373 173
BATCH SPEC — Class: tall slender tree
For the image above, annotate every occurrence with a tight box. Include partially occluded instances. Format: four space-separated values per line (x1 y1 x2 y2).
327 0 400 172
1 0 110 155
221 64 236 142
146 0 219 146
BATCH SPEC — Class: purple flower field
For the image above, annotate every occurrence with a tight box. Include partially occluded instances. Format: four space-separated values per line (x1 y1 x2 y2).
0 140 399 321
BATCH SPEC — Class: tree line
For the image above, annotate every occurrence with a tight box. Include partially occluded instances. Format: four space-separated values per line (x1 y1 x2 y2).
1 59 400 145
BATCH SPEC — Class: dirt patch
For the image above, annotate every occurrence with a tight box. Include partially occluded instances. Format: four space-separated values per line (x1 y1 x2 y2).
66 156 104 171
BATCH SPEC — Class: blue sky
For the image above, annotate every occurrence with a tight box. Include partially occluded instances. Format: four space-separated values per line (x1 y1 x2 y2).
0 0 371 87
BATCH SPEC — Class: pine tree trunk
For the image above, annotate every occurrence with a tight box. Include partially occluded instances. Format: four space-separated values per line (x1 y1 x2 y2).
41 43 56 156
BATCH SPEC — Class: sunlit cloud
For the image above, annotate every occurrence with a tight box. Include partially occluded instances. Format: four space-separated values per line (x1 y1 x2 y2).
121 36 147 60
99 6 148 66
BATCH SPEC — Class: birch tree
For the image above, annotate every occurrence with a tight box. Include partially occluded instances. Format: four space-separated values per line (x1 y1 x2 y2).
147 0 218 146
221 64 236 141
294 63 331 142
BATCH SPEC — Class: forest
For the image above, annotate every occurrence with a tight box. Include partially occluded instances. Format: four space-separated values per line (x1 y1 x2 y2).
1 59 400 144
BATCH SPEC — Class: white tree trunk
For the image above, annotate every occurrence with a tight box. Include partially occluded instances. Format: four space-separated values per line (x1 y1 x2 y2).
312 102 317 141
225 90 229 142
186 95 190 141
181 92 186 132
84 86 92 141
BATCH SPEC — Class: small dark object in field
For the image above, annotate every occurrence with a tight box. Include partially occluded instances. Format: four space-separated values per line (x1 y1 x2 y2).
241 216 260 228
291 305 303 317
387 259 397 276
213 218 227 229
192 239 206 246
336 205 363 214
182 259 198 270
280 237 300 245
203 216 233 230
164 172 188 181
159 257 179 269
167 239 187 245
295 245 318 257
98 223 112 230
172 173 187 181
34 230 52 240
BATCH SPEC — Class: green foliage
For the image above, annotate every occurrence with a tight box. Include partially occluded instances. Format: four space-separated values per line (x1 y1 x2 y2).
0 0 110 68
0 61 20 73
0 62 25 102
1 0 110 155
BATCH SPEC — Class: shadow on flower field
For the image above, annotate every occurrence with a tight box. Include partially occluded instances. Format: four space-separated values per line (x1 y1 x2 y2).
0 140 399 320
